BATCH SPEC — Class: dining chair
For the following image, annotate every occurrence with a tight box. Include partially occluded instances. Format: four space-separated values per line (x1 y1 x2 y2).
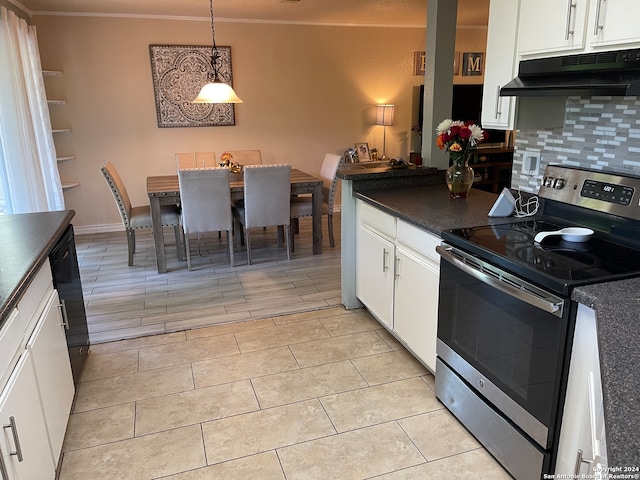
100 161 182 266
178 167 234 270
290 153 342 251
175 151 216 170
224 150 262 166
232 164 291 265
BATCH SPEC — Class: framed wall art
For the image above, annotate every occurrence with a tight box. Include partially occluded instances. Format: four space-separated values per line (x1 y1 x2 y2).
149 44 236 128
355 142 371 161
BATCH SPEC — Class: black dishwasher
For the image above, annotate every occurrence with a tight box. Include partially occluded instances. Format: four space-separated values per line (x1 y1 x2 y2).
49 224 89 385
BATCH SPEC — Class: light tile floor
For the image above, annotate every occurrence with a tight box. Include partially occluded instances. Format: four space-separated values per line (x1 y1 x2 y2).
59 307 513 479
62 216 513 478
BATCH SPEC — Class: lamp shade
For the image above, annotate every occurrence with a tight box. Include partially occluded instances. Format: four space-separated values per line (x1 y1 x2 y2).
193 81 243 104
376 104 395 126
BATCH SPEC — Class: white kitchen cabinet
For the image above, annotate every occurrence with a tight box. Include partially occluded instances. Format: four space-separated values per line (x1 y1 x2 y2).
355 200 441 372
555 304 607 476
481 0 520 130
0 352 56 480
587 0 640 49
0 262 74 479
518 0 640 58
356 204 396 329
27 289 75 467
518 0 589 56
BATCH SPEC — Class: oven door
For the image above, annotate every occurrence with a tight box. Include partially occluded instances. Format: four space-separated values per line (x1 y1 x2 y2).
436 243 571 451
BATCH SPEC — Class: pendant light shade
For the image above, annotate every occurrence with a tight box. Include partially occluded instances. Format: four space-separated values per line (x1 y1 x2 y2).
193 0 243 104
193 81 243 103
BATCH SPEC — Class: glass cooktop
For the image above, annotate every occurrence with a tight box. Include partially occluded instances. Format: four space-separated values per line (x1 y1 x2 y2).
442 219 640 295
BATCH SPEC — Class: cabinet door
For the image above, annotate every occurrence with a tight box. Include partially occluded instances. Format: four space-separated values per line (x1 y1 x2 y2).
27 290 75 467
588 0 640 49
518 0 589 56
481 0 520 129
393 248 439 372
555 304 607 475
0 352 55 480
356 225 395 329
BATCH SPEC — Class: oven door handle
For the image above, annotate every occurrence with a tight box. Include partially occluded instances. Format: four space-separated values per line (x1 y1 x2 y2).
436 245 565 317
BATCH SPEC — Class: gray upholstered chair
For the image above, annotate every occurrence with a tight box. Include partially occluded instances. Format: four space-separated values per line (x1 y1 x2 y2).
178 167 234 270
175 151 216 170
223 150 262 166
290 153 342 250
100 161 182 266
232 164 291 265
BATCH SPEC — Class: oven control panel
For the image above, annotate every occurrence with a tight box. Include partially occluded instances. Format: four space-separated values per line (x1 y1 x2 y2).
539 165 640 221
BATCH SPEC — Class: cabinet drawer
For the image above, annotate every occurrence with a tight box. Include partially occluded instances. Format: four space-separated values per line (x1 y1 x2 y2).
396 219 441 262
17 263 54 329
357 201 396 238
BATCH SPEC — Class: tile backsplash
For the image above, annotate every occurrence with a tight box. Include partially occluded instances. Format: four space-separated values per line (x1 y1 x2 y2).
511 97 640 192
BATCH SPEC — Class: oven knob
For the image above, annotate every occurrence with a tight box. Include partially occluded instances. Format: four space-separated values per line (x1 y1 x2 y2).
478 379 485 389
544 177 554 187
554 178 565 189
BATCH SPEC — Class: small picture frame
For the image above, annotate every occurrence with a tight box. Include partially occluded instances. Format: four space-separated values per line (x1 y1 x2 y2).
355 142 371 161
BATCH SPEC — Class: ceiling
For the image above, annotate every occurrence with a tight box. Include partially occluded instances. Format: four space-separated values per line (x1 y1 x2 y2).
17 0 489 28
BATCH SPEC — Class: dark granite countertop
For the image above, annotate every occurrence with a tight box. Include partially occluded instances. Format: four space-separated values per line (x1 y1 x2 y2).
353 183 524 236
0 211 75 327
355 183 638 470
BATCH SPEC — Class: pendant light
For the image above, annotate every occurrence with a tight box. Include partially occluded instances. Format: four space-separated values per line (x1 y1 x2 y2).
192 0 243 104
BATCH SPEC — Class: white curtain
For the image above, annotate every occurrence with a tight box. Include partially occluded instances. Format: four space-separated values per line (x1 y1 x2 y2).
0 6 64 214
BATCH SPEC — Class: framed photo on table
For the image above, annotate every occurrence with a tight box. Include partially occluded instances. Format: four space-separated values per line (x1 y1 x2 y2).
355 142 371 161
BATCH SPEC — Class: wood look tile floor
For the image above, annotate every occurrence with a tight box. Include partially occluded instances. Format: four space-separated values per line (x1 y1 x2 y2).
61 218 513 479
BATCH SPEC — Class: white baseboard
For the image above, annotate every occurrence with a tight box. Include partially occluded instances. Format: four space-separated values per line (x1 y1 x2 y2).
73 223 123 235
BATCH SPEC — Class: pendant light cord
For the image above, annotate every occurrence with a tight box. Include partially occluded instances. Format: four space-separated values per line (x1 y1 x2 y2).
208 0 221 82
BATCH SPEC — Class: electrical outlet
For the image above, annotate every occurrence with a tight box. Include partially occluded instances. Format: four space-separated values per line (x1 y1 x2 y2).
522 151 541 176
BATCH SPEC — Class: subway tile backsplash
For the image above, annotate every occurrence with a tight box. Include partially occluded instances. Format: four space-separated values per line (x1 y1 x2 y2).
511 97 640 192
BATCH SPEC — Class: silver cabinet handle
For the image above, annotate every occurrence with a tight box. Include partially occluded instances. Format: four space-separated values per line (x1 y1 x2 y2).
574 449 596 475
494 85 502 119
394 256 400 279
3 416 24 462
382 248 389 272
565 0 577 40
593 0 605 35
57 298 70 330
0 446 9 480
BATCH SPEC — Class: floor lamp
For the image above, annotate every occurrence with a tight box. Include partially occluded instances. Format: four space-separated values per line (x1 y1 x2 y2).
376 104 395 160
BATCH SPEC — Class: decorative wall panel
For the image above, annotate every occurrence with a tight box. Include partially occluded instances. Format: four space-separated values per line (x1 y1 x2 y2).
149 44 236 128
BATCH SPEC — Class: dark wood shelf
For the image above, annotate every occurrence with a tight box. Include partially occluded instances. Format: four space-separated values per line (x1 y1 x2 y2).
469 148 513 194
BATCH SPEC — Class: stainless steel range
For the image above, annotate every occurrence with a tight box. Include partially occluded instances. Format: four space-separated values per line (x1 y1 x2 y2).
435 165 640 480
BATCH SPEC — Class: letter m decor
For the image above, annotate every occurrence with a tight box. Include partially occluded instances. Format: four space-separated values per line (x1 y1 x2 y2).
462 52 484 76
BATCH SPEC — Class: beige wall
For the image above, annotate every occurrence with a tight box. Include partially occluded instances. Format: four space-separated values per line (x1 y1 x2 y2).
33 15 485 230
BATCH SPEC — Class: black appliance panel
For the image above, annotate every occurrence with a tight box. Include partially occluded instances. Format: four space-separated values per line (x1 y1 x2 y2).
442 219 640 295
50 224 89 385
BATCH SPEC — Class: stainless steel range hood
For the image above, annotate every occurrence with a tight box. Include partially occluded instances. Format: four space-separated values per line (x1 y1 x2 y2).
500 49 640 97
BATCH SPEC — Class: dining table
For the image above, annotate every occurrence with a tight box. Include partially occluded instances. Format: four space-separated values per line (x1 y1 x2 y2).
147 168 324 273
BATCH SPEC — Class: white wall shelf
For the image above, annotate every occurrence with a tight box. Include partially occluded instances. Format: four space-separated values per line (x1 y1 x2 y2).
47 99 66 105
56 155 76 162
61 182 80 190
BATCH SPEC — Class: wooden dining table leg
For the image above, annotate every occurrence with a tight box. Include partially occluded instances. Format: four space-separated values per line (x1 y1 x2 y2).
149 196 168 273
312 183 323 254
